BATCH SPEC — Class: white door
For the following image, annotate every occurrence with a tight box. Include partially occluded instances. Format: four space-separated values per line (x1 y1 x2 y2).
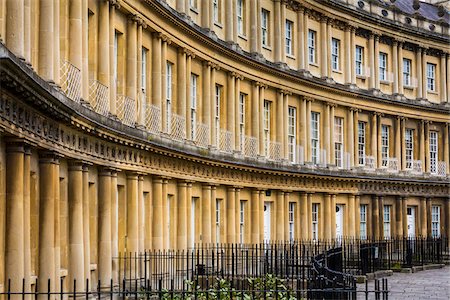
264 202 271 242
335 204 344 238
407 207 415 237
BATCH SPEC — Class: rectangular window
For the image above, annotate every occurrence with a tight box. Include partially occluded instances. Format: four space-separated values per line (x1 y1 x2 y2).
334 117 343 168
312 203 319 240
261 9 269 47
308 30 316 64
429 131 438 174
355 46 364 76
379 52 387 81
431 206 440 238
213 0 220 23
285 20 293 55
215 85 221 146
427 63 436 91
166 62 172 131
403 58 411 87
288 106 296 163
239 93 246 151
311 112 320 164
381 125 389 167
288 202 295 241
263 100 271 156
360 205 367 240
141 48 148 92
216 199 221 244
358 122 366 166
331 38 340 71
237 0 244 36
383 205 391 238
240 201 245 244
405 129 414 169
190 74 197 139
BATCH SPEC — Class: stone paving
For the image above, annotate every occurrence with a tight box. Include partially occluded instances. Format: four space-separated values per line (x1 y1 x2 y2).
356 266 450 300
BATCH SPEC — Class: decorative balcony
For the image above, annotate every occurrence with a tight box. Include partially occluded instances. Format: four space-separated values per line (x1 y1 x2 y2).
219 129 233 153
436 161 447 177
386 157 399 173
268 141 282 161
145 104 162 134
116 95 136 126
194 123 209 148
364 156 376 170
295 145 305 165
411 160 423 174
243 135 258 158
60 60 81 103
170 114 186 141
89 80 109 116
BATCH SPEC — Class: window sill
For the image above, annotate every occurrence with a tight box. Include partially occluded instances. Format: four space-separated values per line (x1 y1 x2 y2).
286 54 296 60
309 62 319 68
427 90 438 95
214 22 223 29
190 7 199 14
380 80 391 85
356 75 367 80
332 69 343 74
404 85 415 90
238 34 248 41
262 45 272 51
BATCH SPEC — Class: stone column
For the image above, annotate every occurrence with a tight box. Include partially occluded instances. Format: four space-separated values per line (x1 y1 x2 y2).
252 82 260 154
447 54 450 103
283 93 289 159
300 192 308 240
347 108 355 167
210 186 217 243
6 0 24 59
138 175 145 253
348 194 355 238
203 62 212 145
202 185 212 244
401 117 407 170
259 191 265 242
38 0 54 81
162 178 169 249
329 104 335 165
422 48 428 100
235 75 242 151
69 0 83 77
324 103 330 165
152 177 163 249
284 192 290 241
98 167 112 285
276 90 284 156
416 47 423 99
274 0 282 62
355 195 361 238
38 153 58 296
376 114 382 169
210 66 218 146
177 181 187 250
152 33 162 108
307 193 313 239
82 165 91 283
379 196 385 239
5 141 25 292
300 97 307 161
251 189 260 244
276 191 285 241
161 39 168 133
344 25 352 84
259 85 266 155
127 16 138 124
250 0 258 53
444 123 449 175
331 194 337 239
235 188 241 241
402 197 408 236
395 196 403 237
297 7 305 70
371 113 378 166
68 161 85 290
108 3 117 115
186 183 193 247
136 21 144 127
324 193 331 240
395 117 401 169
374 34 380 90
350 26 357 85
398 42 404 95
23 147 31 296
227 72 236 148
372 195 380 240
24 0 31 62
419 121 425 172
303 9 309 71
425 122 430 173
110 170 118 284
126 173 139 253
368 33 375 89
226 187 236 243
420 197 427 237
306 99 312 162
440 53 447 103
81 0 89 100
177 49 187 122
176 0 185 13
354 109 359 166
392 40 399 94
201 0 210 28
53 0 60 86
320 16 328 78
225 0 234 42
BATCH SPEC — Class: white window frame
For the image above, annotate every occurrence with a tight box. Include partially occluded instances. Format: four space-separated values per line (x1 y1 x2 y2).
383 205 391 239
334 117 343 168
237 0 244 36
285 20 293 56
431 205 440 238
239 200 245 244
427 63 436 92
288 202 295 241
355 46 364 76
261 9 269 47
403 58 411 87
263 100 271 156
379 52 387 81
216 199 221 244
190 74 198 139
288 106 296 163
141 48 147 93
381 125 389 167
215 85 221 146
358 121 366 166
308 30 316 64
429 131 438 174
312 203 319 241
166 62 173 131
360 205 367 240
239 93 245 151
331 38 340 71
405 129 414 169
311 112 320 164
189 0 197 10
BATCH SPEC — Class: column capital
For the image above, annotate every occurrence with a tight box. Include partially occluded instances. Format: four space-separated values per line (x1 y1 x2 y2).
326 102 338 108
39 151 62 164
202 183 212 190
227 186 236 192
373 111 384 117
320 15 329 23
303 96 315 102
68 160 85 171
349 107 360 112
108 0 121 9
125 171 140 179
5 138 28 153
99 167 116 176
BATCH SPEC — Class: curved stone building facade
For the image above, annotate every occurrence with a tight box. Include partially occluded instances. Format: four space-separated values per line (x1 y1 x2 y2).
0 0 449 292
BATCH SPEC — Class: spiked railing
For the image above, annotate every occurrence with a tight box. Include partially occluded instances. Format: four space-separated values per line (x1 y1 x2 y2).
145 104 162 134
194 123 209 148
170 114 186 141
116 94 136 126
243 135 258 158
219 129 233 153
60 60 81 103
88 80 109 116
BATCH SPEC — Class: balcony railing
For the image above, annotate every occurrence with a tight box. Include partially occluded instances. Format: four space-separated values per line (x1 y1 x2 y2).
412 160 423 174
437 161 447 177
219 129 233 153
364 156 376 170
268 141 282 161
60 60 81 103
295 145 305 165
116 95 136 126
243 135 258 158
170 114 186 141
194 123 209 148
386 157 399 172
145 104 161 134
89 80 109 116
